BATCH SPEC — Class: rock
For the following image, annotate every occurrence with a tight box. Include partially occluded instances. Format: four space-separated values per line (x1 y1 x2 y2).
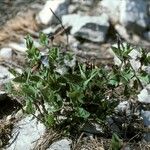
115 101 130 115
47 139 72 150
142 65 150 74
141 110 150 142
72 0 94 6
106 117 121 134
6 115 46 150
0 65 14 86
100 0 121 24
128 49 142 71
8 43 27 53
42 26 54 34
128 49 142 60
119 0 149 34
115 24 130 40
36 0 69 25
0 48 12 60
144 31 150 41
81 122 104 135
62 14 109 43
138 84 150 103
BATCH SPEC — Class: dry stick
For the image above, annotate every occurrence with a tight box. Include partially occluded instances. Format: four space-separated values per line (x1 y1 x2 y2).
5 131 20 148
49 8 69 50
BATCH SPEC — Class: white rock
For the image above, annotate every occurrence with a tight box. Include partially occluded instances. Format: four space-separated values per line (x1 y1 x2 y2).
0 65 14 85
37 0 69 25
142 65 150 74
128 49 142 71
62 14 109 42
130 59 141 72
62 14 109 34
115 24 130 40
0 48 12 59
47 139 72 150
72 0 94 6
116 101 130 115
7 115 46 150
120 0 148 33
128 49 142 60
100 0 121 24
42 26 54 34
8 43 27 53
138 84 150 103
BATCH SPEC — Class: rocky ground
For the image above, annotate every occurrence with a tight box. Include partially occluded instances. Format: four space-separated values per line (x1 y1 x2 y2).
0 0 150 150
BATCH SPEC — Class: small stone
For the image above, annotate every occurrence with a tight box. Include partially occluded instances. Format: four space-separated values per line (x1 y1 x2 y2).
100 0 121 24
116 101 130 115
138 84 150 103
42 26 54 34
141 110 150 142
120 0 149 34
128 49 142 60
0 48 12 59
36 0 69 25
62 14 109 43
9 43 26 53
144 31 150 41
82 122 104 135
0 65 14 85
7 115 46 150
47 139 72 150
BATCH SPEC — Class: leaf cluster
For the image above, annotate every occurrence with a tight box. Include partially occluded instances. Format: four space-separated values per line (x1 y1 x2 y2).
6 34 150 136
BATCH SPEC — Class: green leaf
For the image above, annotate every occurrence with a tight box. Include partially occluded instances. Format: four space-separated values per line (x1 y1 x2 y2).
79 64 86 79
49 47 59 61
44 114 55 126
83 69 98 89
111 46 123 61
26 99 35 114
138 74 150 84
111 133 122 150
9 68 21 76
75 107 90 119
25 35 33 50
30 75 42 82
121 69 134 82
22 84 37 98
64 74 83 84
39 32 49 46
13 75 27 83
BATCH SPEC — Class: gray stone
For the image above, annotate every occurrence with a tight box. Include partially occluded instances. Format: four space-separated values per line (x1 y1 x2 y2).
119 0 149 34
36 0 70 25
100 0 121 24
138 84 150 103
62 14 109 43
144 31 150 41
8 42 26 53
81 122 104 135
72 0 94 6
0 65 14 85
6 115 46 150
47 139 72 150
0 48 12 60
141 110 150 142
115 101 130 115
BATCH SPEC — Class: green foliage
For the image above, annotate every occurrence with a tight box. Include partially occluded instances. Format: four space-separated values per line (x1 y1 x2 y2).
6 33 150 137
111 133 122 150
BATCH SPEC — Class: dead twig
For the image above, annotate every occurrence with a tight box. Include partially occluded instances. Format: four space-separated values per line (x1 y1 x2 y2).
49 8 69 50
